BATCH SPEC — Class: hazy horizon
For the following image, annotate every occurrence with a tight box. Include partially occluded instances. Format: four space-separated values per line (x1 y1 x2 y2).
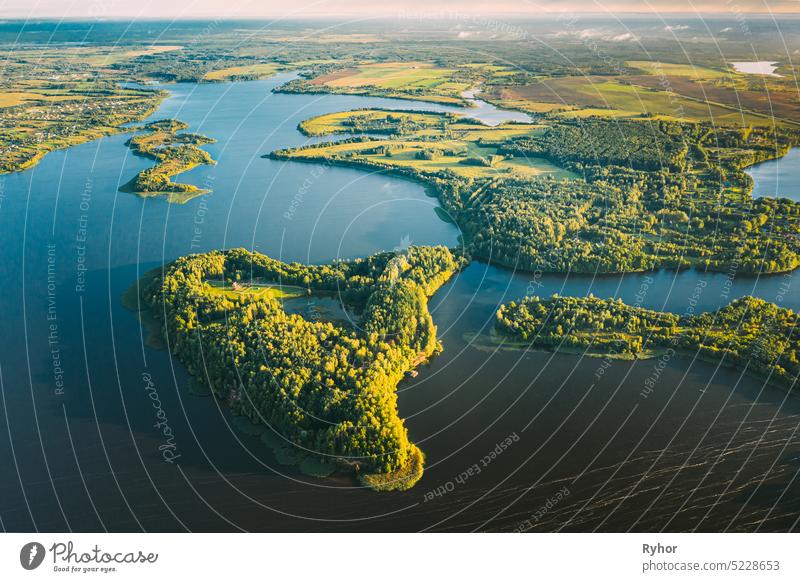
1 0 798 20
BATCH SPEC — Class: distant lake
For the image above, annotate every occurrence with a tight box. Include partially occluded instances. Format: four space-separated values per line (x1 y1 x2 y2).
461 88 533 126
747 147 800 201
731 61 781 76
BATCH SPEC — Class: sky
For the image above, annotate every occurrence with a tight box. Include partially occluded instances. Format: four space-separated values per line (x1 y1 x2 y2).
1 0 797 19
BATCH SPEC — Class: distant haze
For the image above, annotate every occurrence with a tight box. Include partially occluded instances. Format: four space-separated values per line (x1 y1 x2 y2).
1 0 798 19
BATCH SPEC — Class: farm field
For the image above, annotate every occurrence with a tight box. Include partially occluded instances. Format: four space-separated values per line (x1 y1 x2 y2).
203 63 282 82
484 76 782 125
204 279 308 301
298 108 453 136
278 61 518 105
482 59 800 127
280 109 569 179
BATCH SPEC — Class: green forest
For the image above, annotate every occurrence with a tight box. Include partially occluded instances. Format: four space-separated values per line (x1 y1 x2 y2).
136 246 462 490
496 295 800 385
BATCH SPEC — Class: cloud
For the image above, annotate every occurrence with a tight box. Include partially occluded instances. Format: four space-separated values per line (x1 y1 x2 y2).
569 28 639 42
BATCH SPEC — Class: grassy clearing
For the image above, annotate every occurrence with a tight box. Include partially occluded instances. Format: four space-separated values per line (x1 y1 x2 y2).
626 60 729 79
122 45 183 59
0 92 44 107
316 61 461 90
280 135 572 179
203 279 308 301
203 63 280 82
284 109 566 179
298 108 451 136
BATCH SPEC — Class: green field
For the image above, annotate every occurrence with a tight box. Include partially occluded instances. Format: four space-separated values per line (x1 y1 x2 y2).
203 63 281 82
283 109 569 179
279 61 519 105
298 109 451 136
204 279 308 301
625 60 730 79
489 76 778 125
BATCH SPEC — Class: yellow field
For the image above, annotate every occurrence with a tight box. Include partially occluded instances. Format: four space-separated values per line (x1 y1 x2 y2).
299 108 545 139
283 107 567 179
490 76 781 126
319 62 462 89
299 109 450 136
626 60 730 79
123 45 183 59
283 137 574 179
204 280 307 300
0 92 42 107
203 63 280 81
303 61 515 104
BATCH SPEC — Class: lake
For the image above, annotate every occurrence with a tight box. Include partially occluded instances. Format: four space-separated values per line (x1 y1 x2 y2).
0 75 798 533
731 61 782 76
747 147 800 201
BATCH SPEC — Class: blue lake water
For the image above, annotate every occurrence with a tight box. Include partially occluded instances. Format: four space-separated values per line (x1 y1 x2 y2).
0 75 798 532
747 147 800 201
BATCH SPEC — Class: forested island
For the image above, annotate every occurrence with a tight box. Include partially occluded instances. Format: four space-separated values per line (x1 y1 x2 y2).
120 119 216 203
495 295 800 386
131 245 463 490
